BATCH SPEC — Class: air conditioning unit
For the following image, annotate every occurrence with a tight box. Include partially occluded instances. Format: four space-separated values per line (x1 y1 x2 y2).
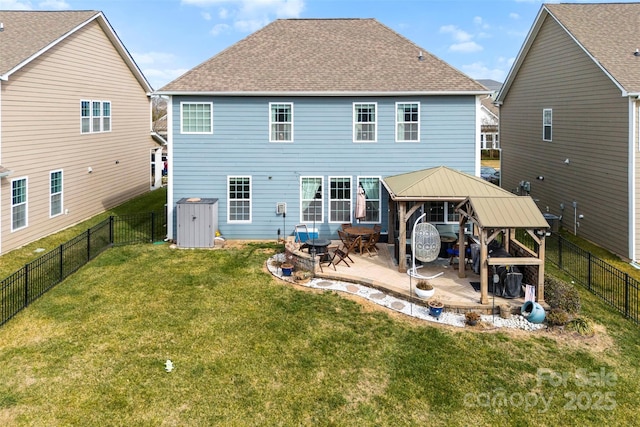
276 202 287 215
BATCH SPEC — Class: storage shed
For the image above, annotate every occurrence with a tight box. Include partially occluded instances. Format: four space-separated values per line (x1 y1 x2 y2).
176 198 218 248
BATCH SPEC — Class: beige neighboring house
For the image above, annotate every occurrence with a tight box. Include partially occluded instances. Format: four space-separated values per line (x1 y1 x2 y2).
0 10 154 255
496 3 640 264
477 79 500 150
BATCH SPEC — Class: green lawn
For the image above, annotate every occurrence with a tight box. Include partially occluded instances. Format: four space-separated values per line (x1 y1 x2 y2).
1 241 639 425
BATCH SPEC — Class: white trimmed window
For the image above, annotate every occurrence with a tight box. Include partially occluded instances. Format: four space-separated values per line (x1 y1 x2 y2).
357 177 380 223
425 201 459 223
269 103 293 142
11 177 27 231
301 177 323 223
396 102 420 142
50 170 63 217
329 177 351 223
81 100 111 133
181 102 213 134
353 103 377 142
228 176 251 222
543 108 552 141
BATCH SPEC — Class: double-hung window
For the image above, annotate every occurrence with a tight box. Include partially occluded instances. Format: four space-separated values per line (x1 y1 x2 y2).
81 100 111 133
396 102 420 142
228 176 251 222
425 201 459 223
181 102 213 134
353 103 377 142
301 177 323 223
543 108 552 141
357 177 380 223
270 103 293 142
11 177 27 231
50 170 63 217
329 177 351 223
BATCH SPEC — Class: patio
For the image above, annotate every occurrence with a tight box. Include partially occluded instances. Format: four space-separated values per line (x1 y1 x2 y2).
295 240 526 315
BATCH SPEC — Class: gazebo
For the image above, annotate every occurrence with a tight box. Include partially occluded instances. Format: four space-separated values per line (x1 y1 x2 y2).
382 166 550 305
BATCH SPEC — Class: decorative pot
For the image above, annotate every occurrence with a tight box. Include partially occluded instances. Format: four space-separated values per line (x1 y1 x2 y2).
521 301 545 324
428 301 444 318
415 286 435 299
281 263 294 276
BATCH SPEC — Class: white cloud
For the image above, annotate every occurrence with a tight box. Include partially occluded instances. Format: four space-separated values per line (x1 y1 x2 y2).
450 41 483 53
132 51 177 66
3 0 33 9
439 25 472 43
211 23 230 35
143 67 190 89
202 11 212 20
509 12 520 20
219 7 229 19
39 0 69 9
461 61 511 81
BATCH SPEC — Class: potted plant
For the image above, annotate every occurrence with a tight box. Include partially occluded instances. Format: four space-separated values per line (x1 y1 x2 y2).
281 263 294 276
414 280 434 299
465 311 481 326
428 299 444 318
293 270 312 283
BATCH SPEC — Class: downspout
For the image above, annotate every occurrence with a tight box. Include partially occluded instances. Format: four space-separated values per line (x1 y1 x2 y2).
166 95 174 241
630 96 638 265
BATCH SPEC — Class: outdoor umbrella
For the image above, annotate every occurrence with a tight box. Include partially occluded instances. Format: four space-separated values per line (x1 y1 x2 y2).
356 185 366 221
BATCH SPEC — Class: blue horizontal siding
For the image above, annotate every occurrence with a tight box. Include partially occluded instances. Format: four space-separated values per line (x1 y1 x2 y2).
171 95 477 239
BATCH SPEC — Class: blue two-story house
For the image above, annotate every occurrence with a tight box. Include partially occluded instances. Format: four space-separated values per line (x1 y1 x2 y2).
157 18 489 243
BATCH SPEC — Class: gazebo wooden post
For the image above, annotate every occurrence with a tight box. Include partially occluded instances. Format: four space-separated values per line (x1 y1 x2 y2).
537 234 546 304
398 202 407 272
388 197 396 250
479 228 489 304
457 217 467 278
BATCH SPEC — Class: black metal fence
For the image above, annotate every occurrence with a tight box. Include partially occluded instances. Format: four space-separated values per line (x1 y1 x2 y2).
1 211 166 327
545 233 640 324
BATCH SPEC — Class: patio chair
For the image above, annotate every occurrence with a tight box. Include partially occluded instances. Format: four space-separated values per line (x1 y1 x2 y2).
332 234 361 268
341 223 352 231
319 244 339 272
294 224 310 243
362 231 380 256
337 230 358 263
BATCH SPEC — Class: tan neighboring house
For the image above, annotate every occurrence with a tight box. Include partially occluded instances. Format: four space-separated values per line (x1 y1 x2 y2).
477 79 500 150
496 3 640 265
0 10 154 255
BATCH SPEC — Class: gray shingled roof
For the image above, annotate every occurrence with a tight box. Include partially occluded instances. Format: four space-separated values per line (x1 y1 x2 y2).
159 18 487 94
0 10 99 76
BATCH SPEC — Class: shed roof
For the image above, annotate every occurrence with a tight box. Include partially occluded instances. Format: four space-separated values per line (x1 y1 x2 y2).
158 18 488 95
382 166 514 201
463 196 549 229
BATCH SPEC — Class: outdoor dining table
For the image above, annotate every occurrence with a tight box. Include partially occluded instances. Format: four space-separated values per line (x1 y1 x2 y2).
344 226 374 254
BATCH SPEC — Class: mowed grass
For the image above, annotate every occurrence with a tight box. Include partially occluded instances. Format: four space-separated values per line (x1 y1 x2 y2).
1 242 639 426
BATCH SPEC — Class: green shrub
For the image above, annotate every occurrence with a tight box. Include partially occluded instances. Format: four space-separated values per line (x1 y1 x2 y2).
545 276 581 314
546 308 569 327
566 317 594 336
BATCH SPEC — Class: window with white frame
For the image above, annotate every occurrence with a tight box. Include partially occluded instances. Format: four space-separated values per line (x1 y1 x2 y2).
181 102 213 134
81 100 111 134
301 177 323 223
425 201 459 223
357 177 380 223
329 177 351 223
396 102 419 142
353 103 377 142
270 103 293 142
228 176 251 222
11 177 27 231
543 108 552 141
50 170 63 217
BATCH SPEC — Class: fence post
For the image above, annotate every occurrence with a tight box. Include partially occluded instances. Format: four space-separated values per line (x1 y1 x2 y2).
109 216 114 245
587 252 592 291
59 244 64 281
24 264 29 307
625 273 630 318
87 228 91 261
151 211 156 242
558 235 563 270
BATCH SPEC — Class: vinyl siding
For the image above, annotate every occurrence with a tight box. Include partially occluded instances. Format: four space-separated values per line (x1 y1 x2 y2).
0 20 151 254
170 95 477 239
500 14 630 257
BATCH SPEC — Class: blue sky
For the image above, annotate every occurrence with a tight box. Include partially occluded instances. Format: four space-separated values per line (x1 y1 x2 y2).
3 0 631 90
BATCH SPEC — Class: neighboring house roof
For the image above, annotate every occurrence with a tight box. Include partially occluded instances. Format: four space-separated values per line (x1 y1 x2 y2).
499 3 640 100
382 166 514 201
480 97 499 120
477 79 502 92
158 18 488 95
0 10 152 92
